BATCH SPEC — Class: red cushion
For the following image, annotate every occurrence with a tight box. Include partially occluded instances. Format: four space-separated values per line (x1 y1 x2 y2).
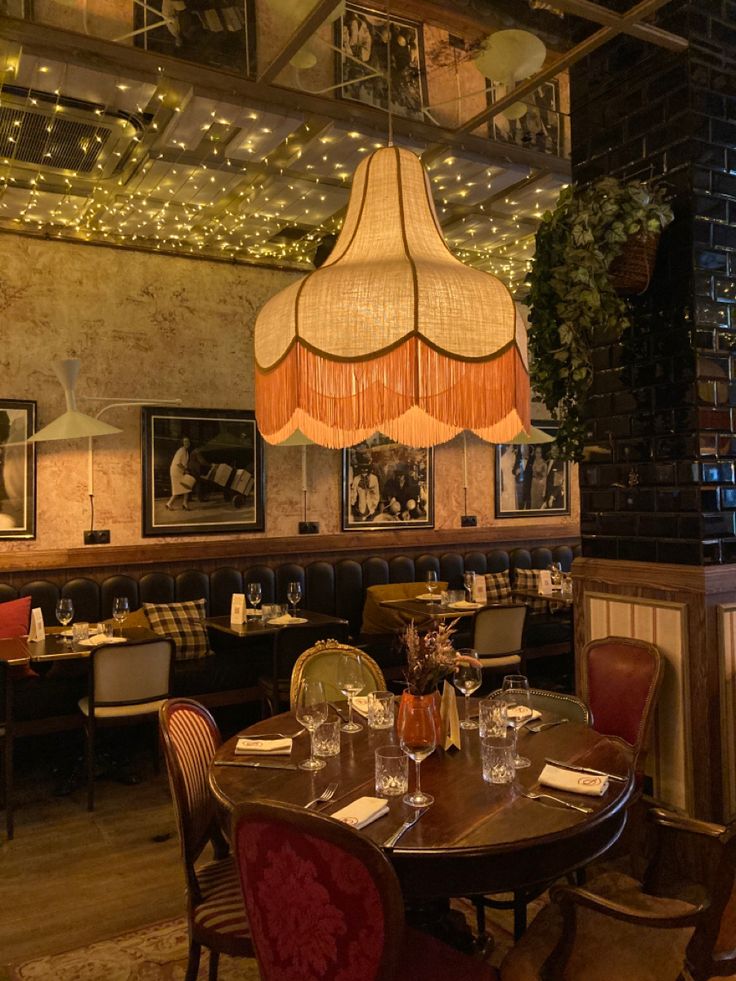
0 596 37 679
0 596 31 638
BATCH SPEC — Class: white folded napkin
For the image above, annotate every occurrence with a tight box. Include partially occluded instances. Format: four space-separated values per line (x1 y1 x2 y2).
351 696 370 717
235 736 293 755
331 796 389 829
506 707 542 724
267 614 307 625
78 635 127 647
415 593 440 601
539 763 608 797
450 600 482 610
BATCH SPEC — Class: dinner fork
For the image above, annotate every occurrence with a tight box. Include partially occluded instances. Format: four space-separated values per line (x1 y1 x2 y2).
305 781 338 809
520 790 592 814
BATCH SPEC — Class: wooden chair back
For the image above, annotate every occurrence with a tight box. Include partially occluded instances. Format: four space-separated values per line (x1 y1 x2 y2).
472 604 526 658
289 641 386 708
90 639 173 710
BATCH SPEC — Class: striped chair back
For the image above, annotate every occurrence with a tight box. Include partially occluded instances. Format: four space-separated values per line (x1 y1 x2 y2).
160 698 222 896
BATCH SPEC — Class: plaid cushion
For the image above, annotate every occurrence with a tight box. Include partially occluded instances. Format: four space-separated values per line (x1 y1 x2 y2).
484 571 512 604
143 599 210 661
513 569 549 613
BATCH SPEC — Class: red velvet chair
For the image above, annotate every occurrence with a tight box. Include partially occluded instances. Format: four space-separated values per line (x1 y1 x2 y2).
580 636 664 780
160 698 254 981
231 799 498 981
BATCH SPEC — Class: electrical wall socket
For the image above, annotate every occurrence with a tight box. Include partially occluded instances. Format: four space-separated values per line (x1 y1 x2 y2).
298 521 320 535
461 515 477 527
84 529 111 545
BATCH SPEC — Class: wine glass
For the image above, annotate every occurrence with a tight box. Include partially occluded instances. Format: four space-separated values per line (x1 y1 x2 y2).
454 653 482 730
463 570 476 602
112 596 130 637
336 653 364 733
56 598 74 643
425 570 439 601
398 698 437 808
247 581 262 618
501 674 533 769
295 679 328 771
287 580 302 618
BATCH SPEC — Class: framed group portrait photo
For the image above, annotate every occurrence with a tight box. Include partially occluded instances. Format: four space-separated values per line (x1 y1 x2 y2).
495 425 569 519
141 406 264 537
336 3 427 122
342 433 433 531
0 399 36 540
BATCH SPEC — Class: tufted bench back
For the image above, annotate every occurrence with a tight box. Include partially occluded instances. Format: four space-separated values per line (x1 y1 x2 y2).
0 545 578 641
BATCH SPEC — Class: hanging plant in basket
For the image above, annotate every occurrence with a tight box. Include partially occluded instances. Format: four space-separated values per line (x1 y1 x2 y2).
526 177 673 461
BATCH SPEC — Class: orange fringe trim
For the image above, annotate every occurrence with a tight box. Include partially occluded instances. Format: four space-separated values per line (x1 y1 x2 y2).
256 337 530 448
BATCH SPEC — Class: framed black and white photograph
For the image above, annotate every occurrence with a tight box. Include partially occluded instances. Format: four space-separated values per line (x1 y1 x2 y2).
133 0 256 76
336 3 427 122
490 80 561 156
495 426 569 519
0 0 25 16
342 434 433 531
0 400 35 540
142 407 264 537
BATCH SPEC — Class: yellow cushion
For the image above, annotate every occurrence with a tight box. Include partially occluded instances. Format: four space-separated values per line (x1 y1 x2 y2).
361 582 448 635
117 607 149 629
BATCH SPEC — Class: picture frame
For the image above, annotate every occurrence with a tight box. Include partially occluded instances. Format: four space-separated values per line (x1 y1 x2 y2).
141 407 264 537
0 0 26 16
489 80 562 156
336 3 428 122
0 399 36 540
342 434 433 531
133 0 256 77
494 425 570 519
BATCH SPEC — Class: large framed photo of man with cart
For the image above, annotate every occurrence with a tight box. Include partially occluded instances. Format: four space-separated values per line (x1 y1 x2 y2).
342 434 433 531
142 407 264 536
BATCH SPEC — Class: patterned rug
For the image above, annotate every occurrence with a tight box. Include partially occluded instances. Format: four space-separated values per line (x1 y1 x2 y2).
6 899 529 980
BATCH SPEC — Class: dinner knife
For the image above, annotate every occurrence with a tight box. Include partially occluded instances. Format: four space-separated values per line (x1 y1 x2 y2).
544 758 627 783
214 759 299 770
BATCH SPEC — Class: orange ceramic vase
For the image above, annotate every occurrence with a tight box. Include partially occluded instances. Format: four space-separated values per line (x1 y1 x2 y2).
397 690 442 743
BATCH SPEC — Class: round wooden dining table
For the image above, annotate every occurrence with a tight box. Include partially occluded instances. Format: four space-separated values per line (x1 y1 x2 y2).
209 705 634 906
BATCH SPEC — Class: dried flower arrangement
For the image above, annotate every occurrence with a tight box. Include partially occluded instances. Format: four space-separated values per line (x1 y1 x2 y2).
402 619 481 696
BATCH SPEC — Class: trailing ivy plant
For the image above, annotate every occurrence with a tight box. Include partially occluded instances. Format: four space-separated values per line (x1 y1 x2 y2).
525 177 673 461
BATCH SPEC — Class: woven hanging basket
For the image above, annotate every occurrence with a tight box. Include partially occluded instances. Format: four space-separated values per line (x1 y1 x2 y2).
608 231 661 295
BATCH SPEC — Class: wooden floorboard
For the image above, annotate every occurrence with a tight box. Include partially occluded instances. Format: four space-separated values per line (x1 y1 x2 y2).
0 756 186 965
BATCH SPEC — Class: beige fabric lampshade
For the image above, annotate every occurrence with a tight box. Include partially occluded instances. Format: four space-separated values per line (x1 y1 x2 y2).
255 146 530 448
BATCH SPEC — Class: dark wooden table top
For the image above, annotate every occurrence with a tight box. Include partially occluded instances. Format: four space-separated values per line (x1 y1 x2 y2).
207 610 348 638
210 704 634 902
0 626 161 665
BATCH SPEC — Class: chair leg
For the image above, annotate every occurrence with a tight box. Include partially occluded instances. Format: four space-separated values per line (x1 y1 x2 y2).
4 732 13 840
86 718 96 812
513 890 527 940
208 948 220 981
474 897 487 938
152 721 161 775
185 939 202 981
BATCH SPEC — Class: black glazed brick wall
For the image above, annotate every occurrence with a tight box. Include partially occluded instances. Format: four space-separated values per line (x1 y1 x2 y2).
571 0 736 564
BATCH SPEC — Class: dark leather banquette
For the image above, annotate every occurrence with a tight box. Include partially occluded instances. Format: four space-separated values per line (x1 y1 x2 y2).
2 543 578 720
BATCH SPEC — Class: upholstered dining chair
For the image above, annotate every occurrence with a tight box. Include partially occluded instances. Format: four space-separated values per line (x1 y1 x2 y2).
579 636 663 781
231 798 498 981
78 637 173 811
488 688 591 726
500 806 736 980
289 639 386 709
472 604 527 685
159 698 254 981
259 621 350 716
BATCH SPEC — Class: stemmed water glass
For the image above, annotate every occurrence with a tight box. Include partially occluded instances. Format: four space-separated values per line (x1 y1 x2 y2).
56 598 74 643
454 653 482 730
112 596 129 637
463 571 476 602
247 582 262 619
336 653 364 733
295 679 328 771
501 674 533 769
287 580 302 618
398 698 437 808
425 570 439 602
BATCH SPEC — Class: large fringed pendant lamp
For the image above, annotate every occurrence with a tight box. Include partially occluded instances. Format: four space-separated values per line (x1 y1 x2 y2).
254 145 531 448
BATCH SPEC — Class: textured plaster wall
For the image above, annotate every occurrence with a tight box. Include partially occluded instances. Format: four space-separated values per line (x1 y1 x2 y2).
0 233 579 551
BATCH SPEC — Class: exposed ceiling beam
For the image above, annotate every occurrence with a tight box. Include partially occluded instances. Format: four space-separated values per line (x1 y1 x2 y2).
540 0 687 51
450 0 678 140
258 0 343 85
439 169 550 227
0 16 571 178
